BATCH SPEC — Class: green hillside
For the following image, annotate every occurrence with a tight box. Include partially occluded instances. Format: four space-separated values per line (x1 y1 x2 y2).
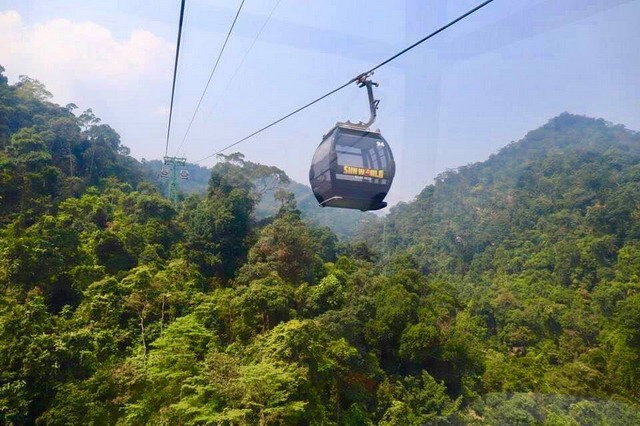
1 65 639 425
360 112 640 406
363 113 640 271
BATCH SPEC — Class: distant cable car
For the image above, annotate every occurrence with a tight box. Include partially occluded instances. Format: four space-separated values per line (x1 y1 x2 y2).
309 73 395 211
179 169 189 180
160 168 169 178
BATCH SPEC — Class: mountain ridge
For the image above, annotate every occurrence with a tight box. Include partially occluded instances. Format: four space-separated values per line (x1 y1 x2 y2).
361 113 640 260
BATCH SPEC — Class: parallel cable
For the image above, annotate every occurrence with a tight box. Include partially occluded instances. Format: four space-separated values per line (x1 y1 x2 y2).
177 0 282 158
195 0 494 163
196 81 352 163
364 0 494 75
175 0 246 156
165 0 187 156
176 0 280 157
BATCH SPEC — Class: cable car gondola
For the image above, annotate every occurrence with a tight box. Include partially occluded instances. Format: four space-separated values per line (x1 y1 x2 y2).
309 74 395 211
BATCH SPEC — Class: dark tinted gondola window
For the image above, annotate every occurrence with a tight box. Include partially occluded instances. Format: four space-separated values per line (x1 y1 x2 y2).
335 132 389 183
336 145 365 168
311 137 332 179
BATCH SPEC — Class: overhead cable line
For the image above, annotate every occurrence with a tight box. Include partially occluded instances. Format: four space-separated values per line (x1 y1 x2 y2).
195 81 353 163
164 0 187 156
176 0 282 158
195 0 495 163
175 0 246 156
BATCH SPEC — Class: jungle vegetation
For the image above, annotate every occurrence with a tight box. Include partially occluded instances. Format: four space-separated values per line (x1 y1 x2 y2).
1 65 639 425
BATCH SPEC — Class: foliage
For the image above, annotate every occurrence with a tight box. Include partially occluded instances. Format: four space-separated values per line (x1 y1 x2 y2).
1 66 640 424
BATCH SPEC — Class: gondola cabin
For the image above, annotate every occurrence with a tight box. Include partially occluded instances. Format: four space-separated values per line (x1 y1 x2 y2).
309 123 395 211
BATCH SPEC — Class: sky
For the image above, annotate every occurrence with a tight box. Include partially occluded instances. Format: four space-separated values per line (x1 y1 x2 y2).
1 0 639 206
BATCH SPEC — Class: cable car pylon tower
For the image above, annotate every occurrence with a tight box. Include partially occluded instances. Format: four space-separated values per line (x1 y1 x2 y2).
160 0 188 204
161 156 188 204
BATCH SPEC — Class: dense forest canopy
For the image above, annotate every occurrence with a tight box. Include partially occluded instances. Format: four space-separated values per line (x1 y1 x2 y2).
1 65 639 425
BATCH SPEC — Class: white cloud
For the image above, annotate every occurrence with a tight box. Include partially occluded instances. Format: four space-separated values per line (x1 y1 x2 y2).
0 10 173 101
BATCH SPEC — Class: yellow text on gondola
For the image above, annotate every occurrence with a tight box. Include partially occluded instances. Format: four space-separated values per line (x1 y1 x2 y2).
342 166 385 179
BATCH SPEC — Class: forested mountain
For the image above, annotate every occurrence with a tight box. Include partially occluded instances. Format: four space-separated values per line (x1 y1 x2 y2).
360 113 640 409
141 159 375 239
1 64 639 425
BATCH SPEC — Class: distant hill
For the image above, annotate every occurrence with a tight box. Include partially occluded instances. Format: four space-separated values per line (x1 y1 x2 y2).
361 113 640 272
142 159 376 239
359 111 640 292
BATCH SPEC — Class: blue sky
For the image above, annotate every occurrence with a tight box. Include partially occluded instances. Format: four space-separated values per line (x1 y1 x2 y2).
1 0 639 205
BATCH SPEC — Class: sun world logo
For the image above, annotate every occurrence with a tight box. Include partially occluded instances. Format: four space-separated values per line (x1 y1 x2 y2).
342 165 385 179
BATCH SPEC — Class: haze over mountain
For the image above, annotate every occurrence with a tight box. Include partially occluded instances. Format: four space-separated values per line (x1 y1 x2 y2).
141 159 375 239
362 113 640 266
